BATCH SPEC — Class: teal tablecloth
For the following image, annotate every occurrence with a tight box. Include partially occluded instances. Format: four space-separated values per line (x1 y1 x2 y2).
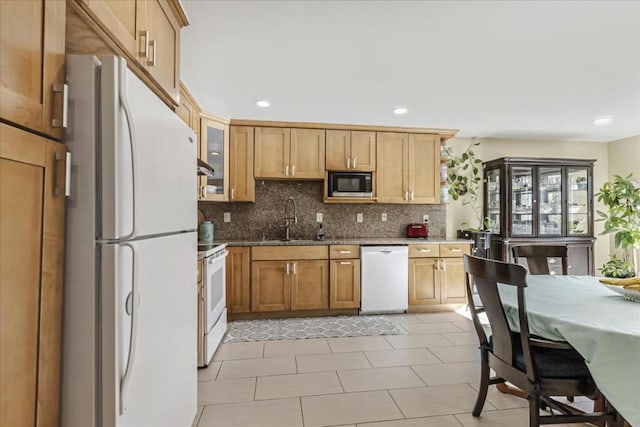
498 275 640 426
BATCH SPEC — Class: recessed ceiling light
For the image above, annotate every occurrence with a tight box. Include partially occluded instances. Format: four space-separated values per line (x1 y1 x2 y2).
256 99 271 108
393 106 408 115
593 115 613 126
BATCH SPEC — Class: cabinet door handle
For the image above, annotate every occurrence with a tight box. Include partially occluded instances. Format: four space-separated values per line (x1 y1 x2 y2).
353 158 357 168
285 165 289 176
435 259 440 270
139 30 149 59
230 188 235 200
293 262 297 274
340 261 352 265
148 40 157 67
52 83 68 128
404 191 408 201
53 151 67 197
291 165 295 176
441 259 447 270
410 191 414 201
339 250 351 254
286 262 290 275
347 158 351 169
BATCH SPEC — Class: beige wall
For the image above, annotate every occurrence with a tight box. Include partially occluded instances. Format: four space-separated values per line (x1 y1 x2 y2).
607 135 640 269
445 137 610 269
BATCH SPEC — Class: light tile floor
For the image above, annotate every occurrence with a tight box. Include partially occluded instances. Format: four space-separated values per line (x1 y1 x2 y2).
193 312 590 427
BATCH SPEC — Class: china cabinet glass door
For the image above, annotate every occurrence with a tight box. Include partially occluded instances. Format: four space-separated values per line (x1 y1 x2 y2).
567 167 590 236
538 167 563 236
511 167 534 236
486 168 501 234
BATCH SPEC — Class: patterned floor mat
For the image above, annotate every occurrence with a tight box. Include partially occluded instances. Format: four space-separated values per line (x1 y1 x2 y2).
224 315 401 343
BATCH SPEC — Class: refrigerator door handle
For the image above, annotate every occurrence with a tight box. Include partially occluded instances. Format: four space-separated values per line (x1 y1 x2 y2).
118 60 138 240
119 242 139 415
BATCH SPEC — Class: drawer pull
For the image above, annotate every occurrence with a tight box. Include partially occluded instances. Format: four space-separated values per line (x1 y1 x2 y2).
340 261 352 265
339 250 351 254
449 248 462 252
419 249 431 253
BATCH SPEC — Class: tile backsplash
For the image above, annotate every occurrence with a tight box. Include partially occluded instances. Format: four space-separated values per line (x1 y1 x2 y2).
199 181 445 240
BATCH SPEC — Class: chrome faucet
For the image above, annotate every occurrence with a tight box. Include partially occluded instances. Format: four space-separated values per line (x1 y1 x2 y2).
283 196 298 240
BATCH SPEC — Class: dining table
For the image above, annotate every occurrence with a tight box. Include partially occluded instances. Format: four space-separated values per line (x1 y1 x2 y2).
498 275 640 426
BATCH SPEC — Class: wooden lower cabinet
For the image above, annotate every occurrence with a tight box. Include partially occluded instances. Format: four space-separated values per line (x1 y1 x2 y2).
0 123 66 427
291 260 329 310
408 243 470 310
226 246 251 313
439 257 467 304
330 259 361 309
408 258 440 306
250 246 329 313
251 261 291 312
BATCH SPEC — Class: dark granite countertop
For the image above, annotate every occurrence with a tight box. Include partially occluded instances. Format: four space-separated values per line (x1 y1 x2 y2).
212 238 472 247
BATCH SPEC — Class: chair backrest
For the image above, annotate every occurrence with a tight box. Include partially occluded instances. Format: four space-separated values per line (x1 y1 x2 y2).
463 255 537 382
511 245 568 275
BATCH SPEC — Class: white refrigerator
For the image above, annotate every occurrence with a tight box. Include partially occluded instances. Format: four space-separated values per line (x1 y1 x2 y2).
62 55 198 427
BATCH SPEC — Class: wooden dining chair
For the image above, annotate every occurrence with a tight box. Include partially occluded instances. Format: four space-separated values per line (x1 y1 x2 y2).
512 245 568 275
463 255 619 426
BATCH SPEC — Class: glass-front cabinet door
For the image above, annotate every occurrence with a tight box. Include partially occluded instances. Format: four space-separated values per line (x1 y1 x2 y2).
485 168 501 234
511 167 534 236
200 116 229 201
567 167 590 236
538 167 563 236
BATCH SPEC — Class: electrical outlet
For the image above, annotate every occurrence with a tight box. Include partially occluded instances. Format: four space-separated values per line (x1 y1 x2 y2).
423 214 429 223
381 213 387 222
223 212 231 223
316 212 323 223
357 213 363 223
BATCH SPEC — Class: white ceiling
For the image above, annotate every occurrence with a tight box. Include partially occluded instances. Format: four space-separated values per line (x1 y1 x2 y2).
180 1 640 142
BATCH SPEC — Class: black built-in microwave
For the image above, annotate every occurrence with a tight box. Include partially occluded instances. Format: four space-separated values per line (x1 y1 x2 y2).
328 172 373 197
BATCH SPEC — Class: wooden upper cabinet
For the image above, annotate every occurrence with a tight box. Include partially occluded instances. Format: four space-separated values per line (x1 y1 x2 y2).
377 132 439 204
200 116 229 201
0 0 65 140
408 134 440 203
376 132 408 203
67 0 187 107
254 127 290 179
229 126 255 202
143 0 180 102
326 130 375 171
177 82 200 134
290 128 325 179
325 130 351 170
83 0 143 58
350 131 376 171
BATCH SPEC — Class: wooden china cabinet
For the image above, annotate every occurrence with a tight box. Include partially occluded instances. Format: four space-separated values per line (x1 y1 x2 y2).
483 157 596 275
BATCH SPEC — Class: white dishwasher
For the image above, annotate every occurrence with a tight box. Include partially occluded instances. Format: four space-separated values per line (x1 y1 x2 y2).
360 246 409 314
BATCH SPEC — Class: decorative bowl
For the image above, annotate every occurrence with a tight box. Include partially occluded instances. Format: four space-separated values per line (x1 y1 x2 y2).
604 284 640 303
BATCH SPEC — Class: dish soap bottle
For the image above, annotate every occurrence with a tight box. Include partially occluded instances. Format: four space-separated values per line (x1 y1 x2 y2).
316 223 325 241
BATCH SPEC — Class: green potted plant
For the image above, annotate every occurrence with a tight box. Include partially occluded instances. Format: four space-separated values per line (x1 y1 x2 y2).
596 173 640 277
446 140 491 251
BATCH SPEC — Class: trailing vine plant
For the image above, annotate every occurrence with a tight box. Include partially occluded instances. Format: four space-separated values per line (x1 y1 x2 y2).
447 140 488 231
